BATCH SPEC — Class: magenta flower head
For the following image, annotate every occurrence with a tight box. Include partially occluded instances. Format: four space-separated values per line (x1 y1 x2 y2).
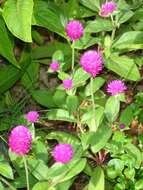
99 1 117 17
65 20 84 41
80 50 103 77
107 80 127 96
63 78 73 90
8 125 32 155
119 123 125 129
26 111 39 123
50 61 60 72
52 143 73 164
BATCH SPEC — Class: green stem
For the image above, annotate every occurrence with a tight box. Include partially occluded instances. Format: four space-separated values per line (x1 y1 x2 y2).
23 156 30 190
71 42 75 74
0 176 16 190
90 77 95 113
110 14 116 41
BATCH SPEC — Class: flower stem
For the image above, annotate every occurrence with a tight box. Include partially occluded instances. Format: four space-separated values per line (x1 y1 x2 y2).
0 176 16 190
71 42 75 74
23 156 30 190
90 77 95 114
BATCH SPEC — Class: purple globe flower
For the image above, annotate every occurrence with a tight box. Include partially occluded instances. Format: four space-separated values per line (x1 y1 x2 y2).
99 1 117 17
52 144 73 164
63 78 73 90
107 80 127 96
65 20 84 41
119 123 125 129
26 111 39 123
80 50 103 77
50 61 60 72
9 125 32 155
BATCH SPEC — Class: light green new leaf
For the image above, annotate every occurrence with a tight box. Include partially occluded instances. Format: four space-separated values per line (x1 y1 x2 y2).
3 0 33 42
88 167 104 190
32 182 54 190
0 161 14 179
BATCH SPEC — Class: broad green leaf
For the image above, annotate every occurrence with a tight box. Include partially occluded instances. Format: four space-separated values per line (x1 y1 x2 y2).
106 54 141 81
66 95 79 113
32 41 71 60
33 139 48 163
53 90 67 108
50 159 87 184
74 32 100 50
113 31 143 51
32 182 52 190
28 159 49 180
108 159 124 174
56 179 74 190
47 109 76 122
118 10 134 24
21 61 39 90
135 179 143 190
0 182 4 190
46 131 80 145
85 77 105 96
3 0 33 42
88 167 104 190
81 124 112 152
0 46 32 94
32 90 56 108
120 105 134 126
73 68 90 87
80 0 101 11
0 17 18 67
85 19 113 33
125 144 142 169
0 161 13 179
105 96 120 123
33 1 65 38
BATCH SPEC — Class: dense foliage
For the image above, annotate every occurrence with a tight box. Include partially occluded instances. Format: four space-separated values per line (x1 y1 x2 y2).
0 0 143 190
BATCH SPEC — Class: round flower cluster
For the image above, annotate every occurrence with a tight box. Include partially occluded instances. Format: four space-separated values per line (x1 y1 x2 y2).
65 20 84 41
52 143 73 164
99 1 117 17
63 78 73 90
107 80 127 96
9 125 32 155
80 50 103 77
50 61 60 72
26 111 39 123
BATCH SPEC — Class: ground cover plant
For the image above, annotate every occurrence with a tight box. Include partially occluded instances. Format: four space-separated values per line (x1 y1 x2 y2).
0 0 143 189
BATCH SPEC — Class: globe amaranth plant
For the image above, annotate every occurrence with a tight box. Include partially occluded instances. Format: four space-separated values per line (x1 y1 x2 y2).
0 0 143 190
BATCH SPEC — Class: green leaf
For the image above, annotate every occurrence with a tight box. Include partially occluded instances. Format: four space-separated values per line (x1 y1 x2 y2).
21 61 39 90
46 131 80 145
0 17 18 67
88 167 104 190
125 144 142 169
33 0 66 38
106 54 141 81
120 105 134 126
0 161 13 179
3 0 33 42
28 159 49 180
80 0 100 11
74 32 100 50
108 159 124 175
118 10 134 24
73 68 90 87
0 182 4 190
81 124 112 152
32 90 56 108
47 109 76 122
32 182 52 190
0 46 32 94
113 31 143 51
105 96 120 123
85 77 105 96
85 18 113 33
53 90 66 108
66 95 79 113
